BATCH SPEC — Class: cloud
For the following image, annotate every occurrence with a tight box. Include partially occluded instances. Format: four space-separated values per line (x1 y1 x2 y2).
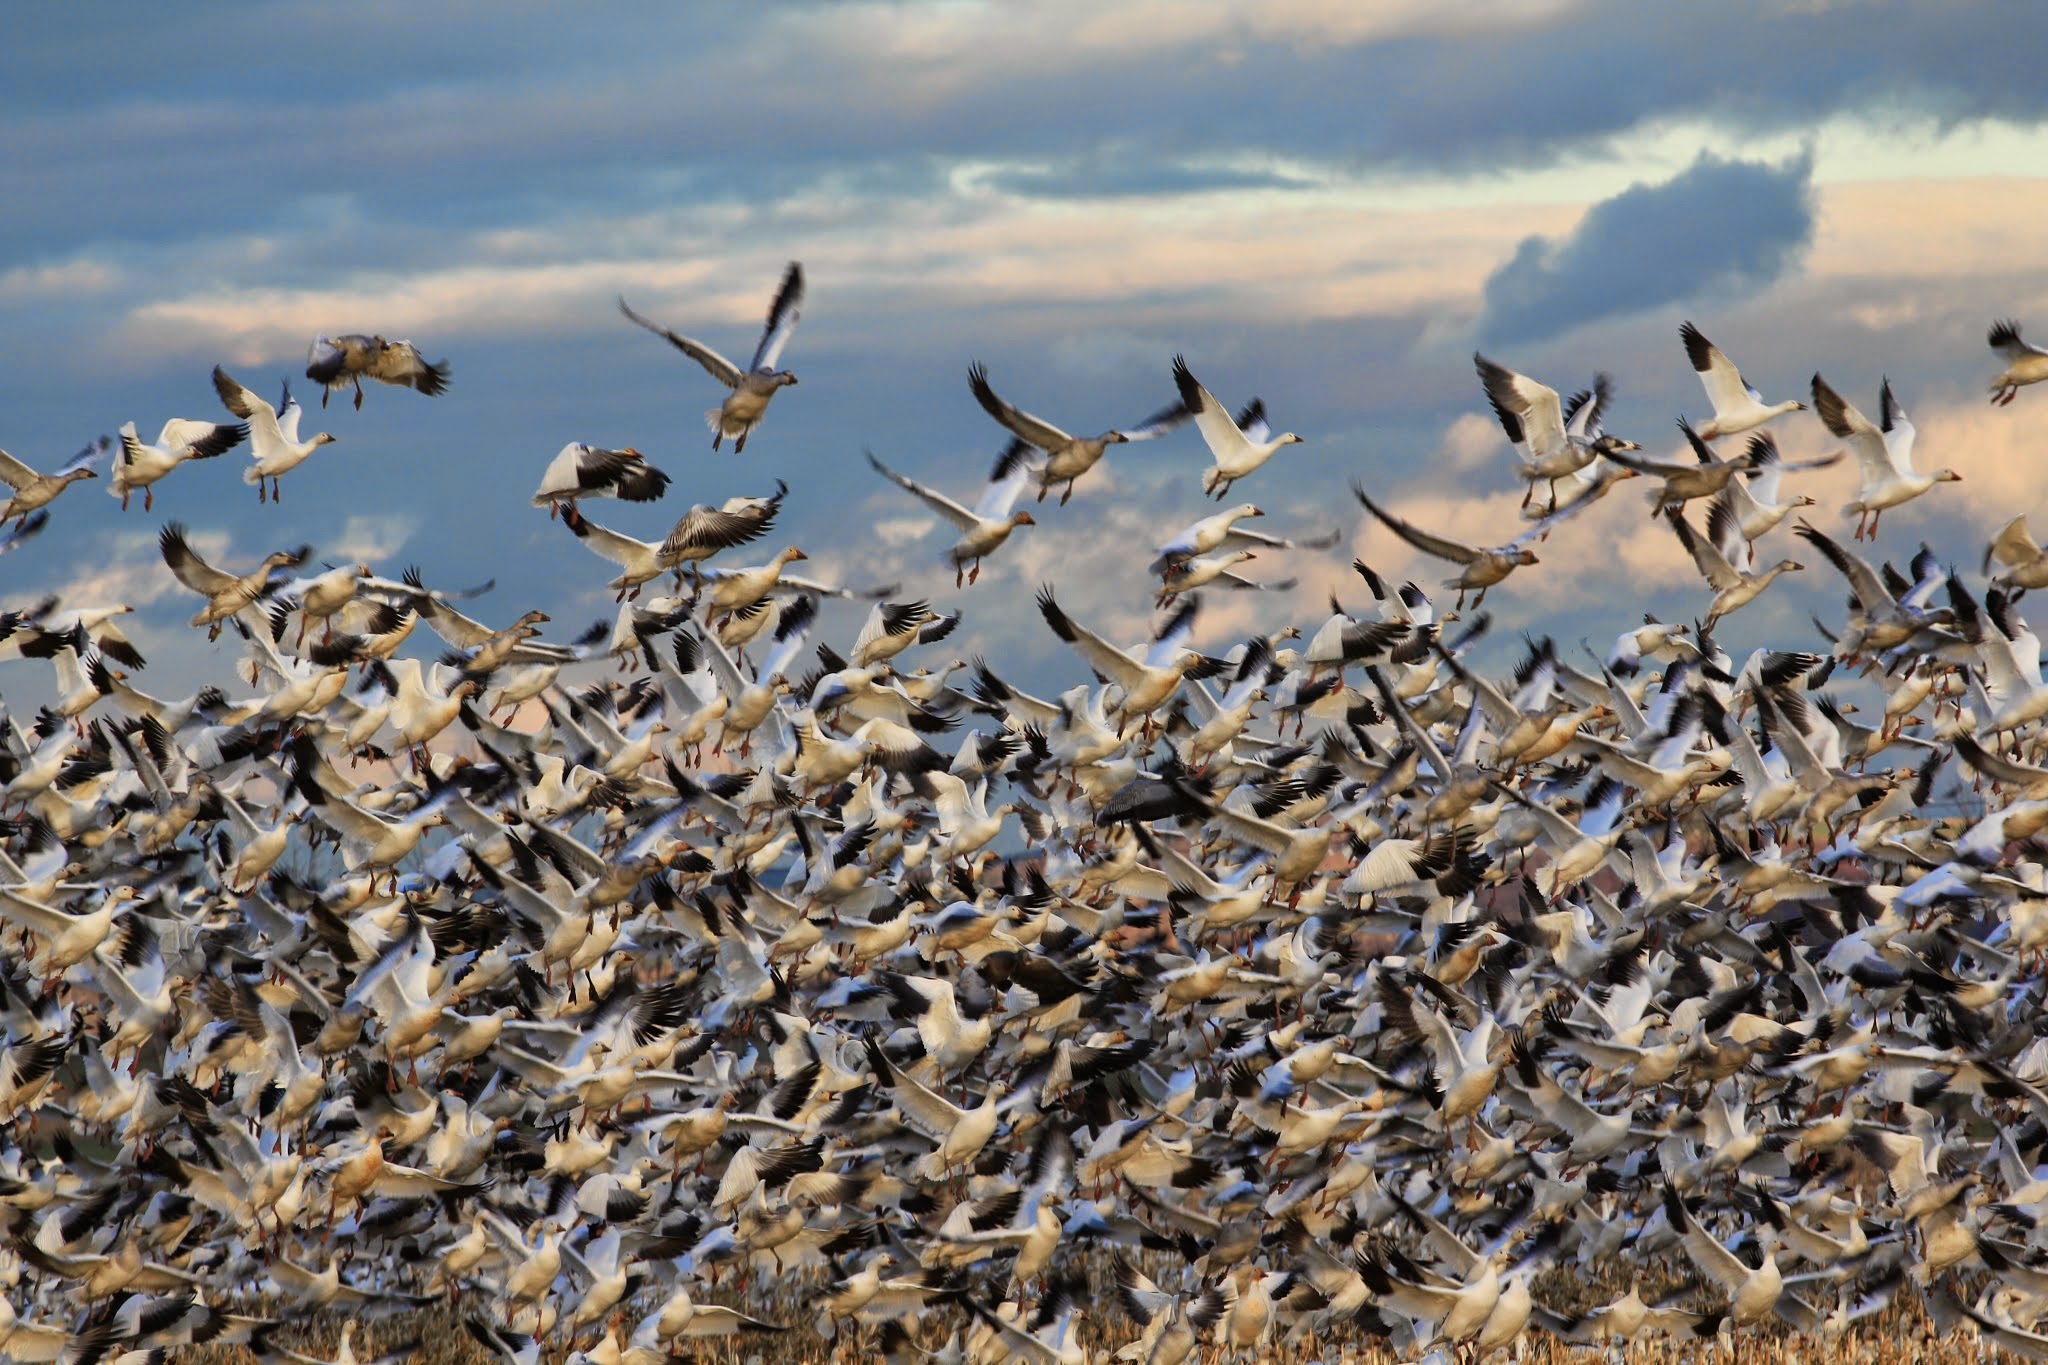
1477 151 1817 345
872 517 935 548
325 513 419 564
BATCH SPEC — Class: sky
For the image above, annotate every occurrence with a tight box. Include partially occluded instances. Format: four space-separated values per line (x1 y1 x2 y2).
6 0 2048 708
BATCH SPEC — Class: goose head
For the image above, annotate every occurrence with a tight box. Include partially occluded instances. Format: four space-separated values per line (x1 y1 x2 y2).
1010 510 1037 527
1935 469 1964 483
1279 433 1305 445
314 432 339 447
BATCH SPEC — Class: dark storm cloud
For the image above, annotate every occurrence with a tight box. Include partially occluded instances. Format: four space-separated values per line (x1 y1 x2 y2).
1477 150 1816 346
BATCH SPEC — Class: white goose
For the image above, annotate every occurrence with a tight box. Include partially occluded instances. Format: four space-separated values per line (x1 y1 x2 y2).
1148 503 1336 574
211 370 337 503
1713 432 1829 563
1989 318 2048 406
1811 373 1960 540
618 261 802 453
695 595 815 757
112 417 245 511
699 547 888 620
1679 321 1806 439
865 444 1036 586
530 443 670 517
1171 355 1303 499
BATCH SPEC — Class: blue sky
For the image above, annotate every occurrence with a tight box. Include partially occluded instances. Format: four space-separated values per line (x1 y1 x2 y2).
6 1 2048 700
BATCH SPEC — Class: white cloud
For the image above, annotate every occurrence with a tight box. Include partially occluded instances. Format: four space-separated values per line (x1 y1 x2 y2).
325 513 419 564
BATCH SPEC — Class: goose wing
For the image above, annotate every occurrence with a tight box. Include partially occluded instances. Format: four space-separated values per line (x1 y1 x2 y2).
1680 322 1754 417
865 449 978 531
968 364 1072 450
157 523 238 597
1811 374 1903 482
617 298 745 387
1172 355 1251 463
211 367 288 458
1353 488 1480 564
1991 318 2048 363
1669 509 1741 591
749 262 804 371
1036 587 1146 691
1476 353 1566 460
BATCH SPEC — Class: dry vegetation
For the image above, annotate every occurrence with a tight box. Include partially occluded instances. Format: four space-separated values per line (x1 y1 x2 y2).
175 1257 2010 1364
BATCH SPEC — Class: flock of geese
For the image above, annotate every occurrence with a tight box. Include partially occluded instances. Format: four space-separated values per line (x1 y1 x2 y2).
8 267 2048 1365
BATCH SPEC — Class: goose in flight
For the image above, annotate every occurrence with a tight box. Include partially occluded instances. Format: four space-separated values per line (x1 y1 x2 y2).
305 335 451 409
1037 588 1224 733
211 370 336 503
1986 515 2048 590
1712 432 1833 564
968 361 1186 504
0 438 105 528
1811 373 1960 540
1476 354 1640 507
618 261 803 453
1170 355 1303 499
1666 504 1803 628
1148 503 1338 575
1679 321 1806 439
1989 319 2048 406
112 417 245 511
864 443 1036 586
157 522 308 639
1353 484 1572 609
530 442 670 517
1602 418 1762 517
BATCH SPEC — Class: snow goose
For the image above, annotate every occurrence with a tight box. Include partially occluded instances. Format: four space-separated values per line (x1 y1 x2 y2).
1036 588 1223 733
1602 418 1763 516
1170 355 1303 498
1679 320 1806 439
865 443 1037 586
560 506 677 601
1811 372 1959 539
530 443 670 517
1987 515 2048 590
618 261 802 453
1353 485 1572 609
1148 502 1337 574
0 438 106 527
1989 318 2048 405
1476 354 1639 507
1662 1186 1802 1327
1155 549 1293 605
0 884 135 975
659 479 786 586
861 1033 1008 1179
157 522 308 639
968 361 1186 504
1665 504 1803 628
851 597 959 666
1713 432 1834 563
695 594 815 757
211 370 336 503
699 546 891 619
305 334 450 409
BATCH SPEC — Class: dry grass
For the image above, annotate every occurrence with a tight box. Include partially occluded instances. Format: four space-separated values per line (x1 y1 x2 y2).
173 1259 2009 1364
